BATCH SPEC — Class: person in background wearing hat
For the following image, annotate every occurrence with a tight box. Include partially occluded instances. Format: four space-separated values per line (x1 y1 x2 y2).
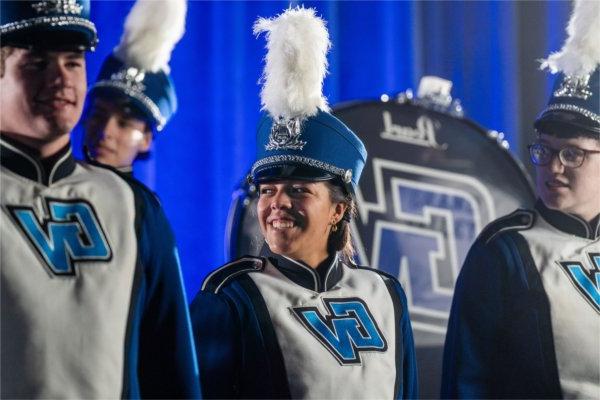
441 1 599 398
83 0 183 177
0 1 200 398
190 8 418 399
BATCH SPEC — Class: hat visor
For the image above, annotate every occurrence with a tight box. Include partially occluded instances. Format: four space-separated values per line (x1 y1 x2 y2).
252 163 357 196
534 110 600 137
253 163 336 184
89 87 156 128
2 26 96 51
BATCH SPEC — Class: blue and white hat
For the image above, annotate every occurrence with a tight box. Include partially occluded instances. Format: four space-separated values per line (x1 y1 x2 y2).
88 0 186 131
534 0 600 136
90 54 177 131
250 7 367 194
0 0 97 50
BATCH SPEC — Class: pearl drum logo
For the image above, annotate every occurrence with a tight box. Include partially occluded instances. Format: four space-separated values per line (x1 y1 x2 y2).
8 199 112 275
380 111 447 150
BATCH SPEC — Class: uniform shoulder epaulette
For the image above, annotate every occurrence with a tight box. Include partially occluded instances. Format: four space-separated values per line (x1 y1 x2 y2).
348 262 399 283
118 171 162 205
479 209 535 245
202 256 265 294
87 161 162 205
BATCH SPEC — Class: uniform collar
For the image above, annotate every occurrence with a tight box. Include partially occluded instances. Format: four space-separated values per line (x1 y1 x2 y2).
84 145 134 178
116 166 134 178
536 199 600 240
0 135 76 186
260 245 343 293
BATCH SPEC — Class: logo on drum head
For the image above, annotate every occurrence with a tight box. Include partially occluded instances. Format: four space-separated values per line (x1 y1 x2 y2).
266 117 306 151
380 112 447 150
353 159 495 335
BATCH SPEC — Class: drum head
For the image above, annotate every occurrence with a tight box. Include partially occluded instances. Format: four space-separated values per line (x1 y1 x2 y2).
226 100 535 397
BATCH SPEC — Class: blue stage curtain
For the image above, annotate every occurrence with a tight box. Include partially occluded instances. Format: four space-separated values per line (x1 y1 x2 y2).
77 1 569 303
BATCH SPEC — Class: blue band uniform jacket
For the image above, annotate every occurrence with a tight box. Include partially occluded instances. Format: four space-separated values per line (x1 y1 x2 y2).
0 137 200 399
191 247 418 399
441 200 600 399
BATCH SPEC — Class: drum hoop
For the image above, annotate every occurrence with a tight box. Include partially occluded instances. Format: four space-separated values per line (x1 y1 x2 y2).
332 99 535 198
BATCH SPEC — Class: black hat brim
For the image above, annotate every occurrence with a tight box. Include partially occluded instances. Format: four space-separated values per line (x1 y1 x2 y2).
2 26 96 51
534 110 600 137
88 88 155 128
253 163 336 184
252 163 356 196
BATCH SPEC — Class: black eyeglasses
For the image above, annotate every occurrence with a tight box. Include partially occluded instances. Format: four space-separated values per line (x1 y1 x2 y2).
528 143 600 168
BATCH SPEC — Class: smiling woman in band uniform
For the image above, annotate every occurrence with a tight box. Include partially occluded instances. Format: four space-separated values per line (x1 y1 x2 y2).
190 7 418 400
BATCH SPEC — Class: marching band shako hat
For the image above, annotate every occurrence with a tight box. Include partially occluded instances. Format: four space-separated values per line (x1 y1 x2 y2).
90 54 177 131
253 110 367 193
250 7 367 194
0 0 97 51
88 0 186 131
534 0 600 137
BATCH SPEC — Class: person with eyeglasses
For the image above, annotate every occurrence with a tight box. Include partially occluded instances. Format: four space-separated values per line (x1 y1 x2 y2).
441 1 599 398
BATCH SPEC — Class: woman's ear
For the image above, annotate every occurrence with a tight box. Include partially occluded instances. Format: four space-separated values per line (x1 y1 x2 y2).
333 202 348 223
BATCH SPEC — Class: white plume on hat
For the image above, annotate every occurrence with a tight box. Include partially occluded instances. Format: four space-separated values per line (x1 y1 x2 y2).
540 0 600 77
114 0 187 73
254 6 331 119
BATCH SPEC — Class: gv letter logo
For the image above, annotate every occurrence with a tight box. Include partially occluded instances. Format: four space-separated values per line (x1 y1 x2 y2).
8 199 112 275
293 298 387 365
559 252 600 313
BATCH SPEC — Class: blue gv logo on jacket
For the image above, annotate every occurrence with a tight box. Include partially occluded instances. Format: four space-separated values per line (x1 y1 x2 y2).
559 253 600 313
292 298 387 365
9 199 112 275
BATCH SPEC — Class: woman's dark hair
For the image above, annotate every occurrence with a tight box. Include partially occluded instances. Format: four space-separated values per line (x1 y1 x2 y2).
325 180 356 263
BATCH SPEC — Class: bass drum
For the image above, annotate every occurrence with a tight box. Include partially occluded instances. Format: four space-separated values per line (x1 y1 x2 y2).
226 99 536 399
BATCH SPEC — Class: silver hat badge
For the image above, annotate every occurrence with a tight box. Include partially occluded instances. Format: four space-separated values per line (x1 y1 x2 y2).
110 67 146 93
32 0 83 15
554 74 592 100
265 117 307 151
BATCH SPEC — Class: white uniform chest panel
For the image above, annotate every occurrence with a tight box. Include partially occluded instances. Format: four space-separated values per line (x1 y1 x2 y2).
520 219 600 399
250 263 397 399
1 165 138 398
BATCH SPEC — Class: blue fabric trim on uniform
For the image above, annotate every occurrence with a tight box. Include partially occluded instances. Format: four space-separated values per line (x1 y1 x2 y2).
173 248 200 379
201 256 265 294
351 264 418 399
510 232 563 398
190 288 241 399
236 276 292 399
192 275 292 398
121 256 144 399
441 229 563 399
350 263 403 283
477 209 535 245
120 176 201 398
382 277 403 398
